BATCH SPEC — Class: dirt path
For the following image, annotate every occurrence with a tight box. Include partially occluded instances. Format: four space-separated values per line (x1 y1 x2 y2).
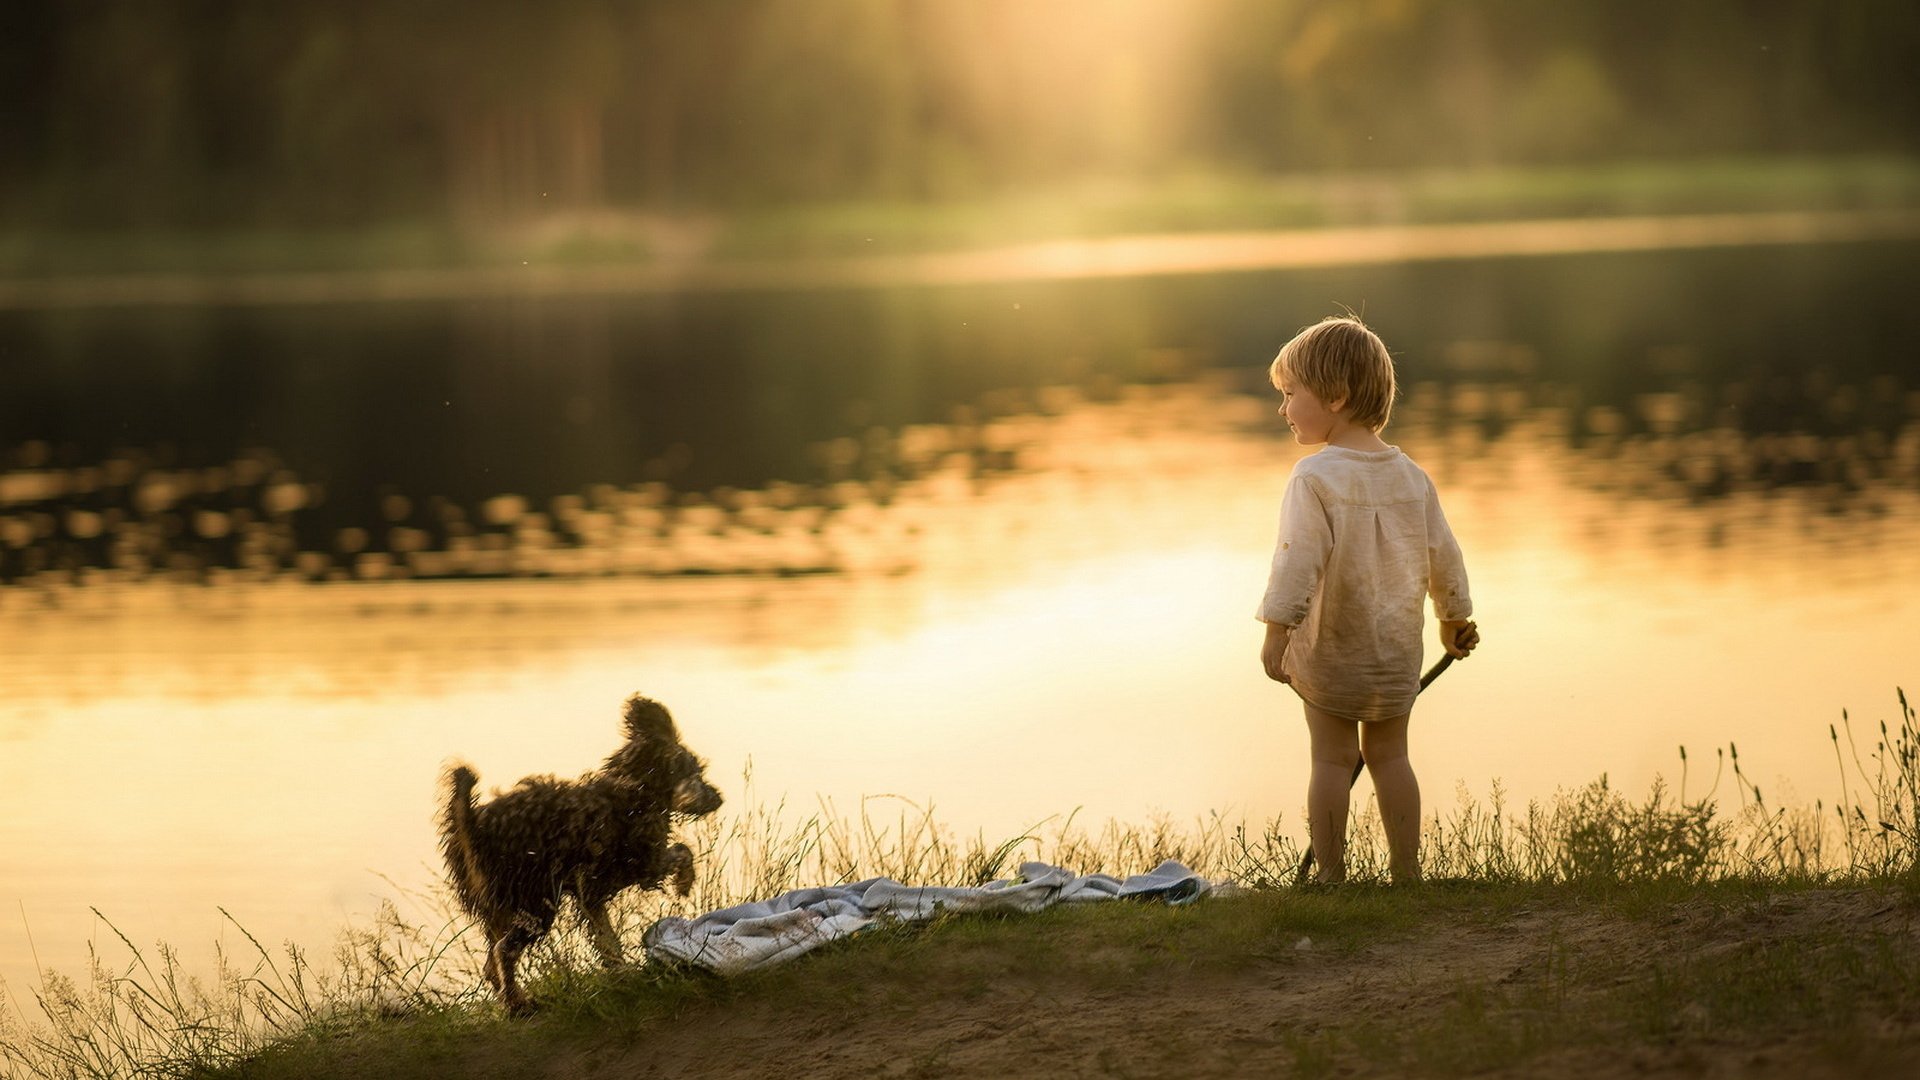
581 890 1917 1080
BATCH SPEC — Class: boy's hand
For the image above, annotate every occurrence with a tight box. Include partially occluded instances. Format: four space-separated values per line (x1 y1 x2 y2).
1441 619 1480 660
1260 622 1292 683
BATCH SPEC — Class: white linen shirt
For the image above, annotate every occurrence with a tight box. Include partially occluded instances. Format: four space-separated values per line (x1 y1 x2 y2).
1257 445 1472 722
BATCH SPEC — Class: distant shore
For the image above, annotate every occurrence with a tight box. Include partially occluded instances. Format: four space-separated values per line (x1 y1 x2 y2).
3 208 1919 312
4 157 1919 310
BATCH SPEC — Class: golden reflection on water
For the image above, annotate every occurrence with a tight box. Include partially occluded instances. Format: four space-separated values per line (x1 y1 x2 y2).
4 377 1919 992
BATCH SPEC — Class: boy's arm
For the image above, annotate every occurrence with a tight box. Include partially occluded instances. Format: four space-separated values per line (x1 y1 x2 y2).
1424 477 1478 659
1423 477 1472 623
1260 622 1292 683
1255 472 1328 684
1256 473 1333 628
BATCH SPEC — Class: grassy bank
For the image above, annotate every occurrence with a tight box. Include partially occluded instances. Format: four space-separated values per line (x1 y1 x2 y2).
710 155 1920 261
2 691 1915 1078
3 157 1917 278
205 881 1920 1079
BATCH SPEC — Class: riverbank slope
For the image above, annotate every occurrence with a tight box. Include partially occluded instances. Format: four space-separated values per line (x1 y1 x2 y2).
221 881 1919 1080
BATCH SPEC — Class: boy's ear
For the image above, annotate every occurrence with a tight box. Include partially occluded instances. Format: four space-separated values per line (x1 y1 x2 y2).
1328 395 1348 414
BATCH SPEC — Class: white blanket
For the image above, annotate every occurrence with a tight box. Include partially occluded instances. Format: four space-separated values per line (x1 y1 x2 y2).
642 860 1211 976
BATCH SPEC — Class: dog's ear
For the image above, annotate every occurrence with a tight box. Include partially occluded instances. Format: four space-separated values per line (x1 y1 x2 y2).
621 695 679 743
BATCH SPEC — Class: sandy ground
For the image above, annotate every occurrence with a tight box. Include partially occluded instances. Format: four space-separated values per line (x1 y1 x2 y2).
585 890 1918 1080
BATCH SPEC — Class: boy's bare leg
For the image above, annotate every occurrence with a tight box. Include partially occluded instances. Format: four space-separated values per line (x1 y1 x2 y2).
1361 713 1422 883
1304 705 1362 883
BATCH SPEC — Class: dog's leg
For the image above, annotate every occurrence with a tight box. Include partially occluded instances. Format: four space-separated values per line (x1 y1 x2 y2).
582 902 624 968
481 927 504 991
663 842 697 896
493 925 540 1015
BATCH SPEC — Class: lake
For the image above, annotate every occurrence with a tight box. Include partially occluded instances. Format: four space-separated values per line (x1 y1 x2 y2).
3 237 1919 996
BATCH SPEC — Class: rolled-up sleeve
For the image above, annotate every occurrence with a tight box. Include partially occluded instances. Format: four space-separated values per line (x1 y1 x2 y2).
1256 472 1333 626
1424 480 1472 621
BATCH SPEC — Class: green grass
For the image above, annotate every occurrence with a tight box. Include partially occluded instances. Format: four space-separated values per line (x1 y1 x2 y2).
207 891 1473 1079
4 156 1917 277
193 881 1920 1079
2 689 1914 1078
1303 889 1920 1078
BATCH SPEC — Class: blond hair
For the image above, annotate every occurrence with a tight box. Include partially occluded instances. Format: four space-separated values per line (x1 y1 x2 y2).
1269 315 1398 432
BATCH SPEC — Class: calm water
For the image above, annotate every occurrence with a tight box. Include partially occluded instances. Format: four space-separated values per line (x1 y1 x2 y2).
3 241 1919 994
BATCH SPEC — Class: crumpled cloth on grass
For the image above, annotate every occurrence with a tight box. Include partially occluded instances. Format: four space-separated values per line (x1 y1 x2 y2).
641 859 1210 976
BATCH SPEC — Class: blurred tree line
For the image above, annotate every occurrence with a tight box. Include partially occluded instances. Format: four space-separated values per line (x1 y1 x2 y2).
1 0 1915 230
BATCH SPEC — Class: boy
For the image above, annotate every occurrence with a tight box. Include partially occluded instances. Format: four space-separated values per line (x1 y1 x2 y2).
1257 315 1479 884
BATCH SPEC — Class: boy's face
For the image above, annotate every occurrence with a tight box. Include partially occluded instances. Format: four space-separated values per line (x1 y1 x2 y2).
1276 376 1341 445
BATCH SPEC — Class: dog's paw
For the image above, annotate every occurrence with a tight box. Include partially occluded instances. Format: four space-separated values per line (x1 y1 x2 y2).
664 842 697 896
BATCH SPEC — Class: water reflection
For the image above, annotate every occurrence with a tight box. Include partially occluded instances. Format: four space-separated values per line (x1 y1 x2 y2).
4 375 1920 997
6 241 1920 998
6 362 1916 756
3 367 1914 591
4 375 1917 738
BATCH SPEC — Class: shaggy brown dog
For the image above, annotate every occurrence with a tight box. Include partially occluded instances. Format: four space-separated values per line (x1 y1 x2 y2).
439 693 723 1012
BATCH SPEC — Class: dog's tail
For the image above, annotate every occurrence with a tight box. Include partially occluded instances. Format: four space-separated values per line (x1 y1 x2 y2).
439 764 492 919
